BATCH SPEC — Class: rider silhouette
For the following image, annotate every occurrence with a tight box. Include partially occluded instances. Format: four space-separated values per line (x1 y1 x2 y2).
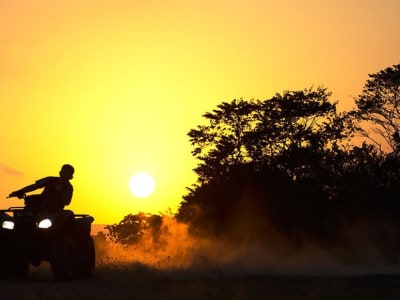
9 164 74 210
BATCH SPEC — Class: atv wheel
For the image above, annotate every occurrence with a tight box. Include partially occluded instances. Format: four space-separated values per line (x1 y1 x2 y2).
50 235 78 281
11 260 29 279
77 236 95 278
0 241 8 279
0 255 10 279
0 239 27 279
0 235 16 279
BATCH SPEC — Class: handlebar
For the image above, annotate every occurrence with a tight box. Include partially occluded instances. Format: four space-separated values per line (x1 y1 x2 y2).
7 192 26 199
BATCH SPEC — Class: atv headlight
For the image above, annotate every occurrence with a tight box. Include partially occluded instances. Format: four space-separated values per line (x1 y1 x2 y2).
37 218 52 229
2 220 15 230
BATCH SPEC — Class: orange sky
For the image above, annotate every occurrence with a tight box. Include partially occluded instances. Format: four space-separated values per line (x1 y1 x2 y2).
1 0 399 224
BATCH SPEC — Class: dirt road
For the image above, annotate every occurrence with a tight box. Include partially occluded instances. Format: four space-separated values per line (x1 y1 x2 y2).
1 267 400 300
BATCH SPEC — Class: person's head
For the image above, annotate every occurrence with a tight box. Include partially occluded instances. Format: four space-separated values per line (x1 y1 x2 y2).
59 164 74 180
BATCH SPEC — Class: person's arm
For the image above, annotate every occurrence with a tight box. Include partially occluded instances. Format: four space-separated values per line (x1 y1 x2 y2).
56 184 73 207
9 178 48 198
64 187 73 206
9 184 39 198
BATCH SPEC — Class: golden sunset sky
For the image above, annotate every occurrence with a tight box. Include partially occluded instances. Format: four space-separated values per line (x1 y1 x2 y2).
1 0 399 224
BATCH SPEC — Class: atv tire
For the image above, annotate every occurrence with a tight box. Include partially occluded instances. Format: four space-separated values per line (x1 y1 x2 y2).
77 236 95 278
11 255 30 279
0 250 10 279
50 235 78 281
0 235 13 279
4 245 29 279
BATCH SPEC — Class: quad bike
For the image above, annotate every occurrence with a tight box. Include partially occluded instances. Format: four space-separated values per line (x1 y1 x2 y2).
0 195 95 281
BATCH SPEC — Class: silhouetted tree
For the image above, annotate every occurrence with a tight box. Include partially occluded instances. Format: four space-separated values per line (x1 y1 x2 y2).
188 87 352 184
351 64 400 153
105 213 162 245
249 88 342 157
188 99 258 184
251 87 353 181
178 87 355 243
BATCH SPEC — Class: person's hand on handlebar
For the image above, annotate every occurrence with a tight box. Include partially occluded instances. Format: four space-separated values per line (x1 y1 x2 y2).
8 191 25 199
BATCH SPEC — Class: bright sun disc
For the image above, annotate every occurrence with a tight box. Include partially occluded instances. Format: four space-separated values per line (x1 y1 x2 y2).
129 172 155 198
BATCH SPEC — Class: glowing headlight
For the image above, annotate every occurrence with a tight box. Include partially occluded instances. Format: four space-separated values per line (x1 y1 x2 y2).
2 220 15 230
37 218 52 229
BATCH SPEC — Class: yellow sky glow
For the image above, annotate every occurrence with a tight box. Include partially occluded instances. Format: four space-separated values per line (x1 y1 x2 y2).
1 0 399 224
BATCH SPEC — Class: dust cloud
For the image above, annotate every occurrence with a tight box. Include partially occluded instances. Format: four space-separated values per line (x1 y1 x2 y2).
94 215 400 278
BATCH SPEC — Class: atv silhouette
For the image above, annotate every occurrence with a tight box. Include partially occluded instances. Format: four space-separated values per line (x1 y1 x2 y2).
0 195 95 280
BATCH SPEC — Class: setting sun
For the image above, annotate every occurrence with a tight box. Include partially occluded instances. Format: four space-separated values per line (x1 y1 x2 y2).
129 173 155 198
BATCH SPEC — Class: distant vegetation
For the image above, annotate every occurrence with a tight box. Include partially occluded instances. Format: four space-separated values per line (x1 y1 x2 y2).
105 64 400 260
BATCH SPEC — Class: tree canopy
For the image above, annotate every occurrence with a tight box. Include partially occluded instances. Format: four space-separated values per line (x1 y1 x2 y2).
188 87 353 184
178 65 400 252
105 213 162 245
351 64 400 153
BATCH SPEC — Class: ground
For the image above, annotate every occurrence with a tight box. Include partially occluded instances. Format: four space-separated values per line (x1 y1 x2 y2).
1 265 400 300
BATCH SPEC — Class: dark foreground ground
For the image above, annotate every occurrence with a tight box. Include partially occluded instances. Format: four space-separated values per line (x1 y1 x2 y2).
1 266 400 300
